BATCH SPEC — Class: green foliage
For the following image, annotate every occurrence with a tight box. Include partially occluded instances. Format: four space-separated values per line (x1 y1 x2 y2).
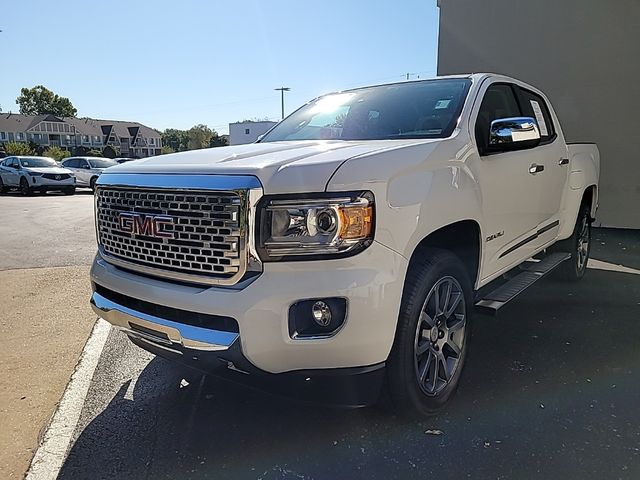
162 125 225 152
161 129 189 152
4 142 34 155
102 145 119 158
87 149 102 157
209 132 228 148
161 145 175 155
187 124 214 150
43 146 70 161
16 85 77 117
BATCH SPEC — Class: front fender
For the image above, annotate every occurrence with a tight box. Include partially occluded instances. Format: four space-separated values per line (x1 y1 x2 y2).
326 138 483 262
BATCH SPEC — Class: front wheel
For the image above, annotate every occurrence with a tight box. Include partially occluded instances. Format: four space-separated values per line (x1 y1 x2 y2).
552 203 591 281
20 177 33 196
387 249 472 417
89 176 98 192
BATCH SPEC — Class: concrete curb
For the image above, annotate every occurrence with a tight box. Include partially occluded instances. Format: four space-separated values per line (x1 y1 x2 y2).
25 319 111 480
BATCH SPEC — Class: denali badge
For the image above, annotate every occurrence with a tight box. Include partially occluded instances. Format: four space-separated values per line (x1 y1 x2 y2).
118 213 175 239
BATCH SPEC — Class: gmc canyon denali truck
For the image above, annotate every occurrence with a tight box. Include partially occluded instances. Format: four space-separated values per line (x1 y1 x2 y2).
90 74 599 416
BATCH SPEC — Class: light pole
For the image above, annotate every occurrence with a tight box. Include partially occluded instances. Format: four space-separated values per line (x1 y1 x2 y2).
274 87 291 120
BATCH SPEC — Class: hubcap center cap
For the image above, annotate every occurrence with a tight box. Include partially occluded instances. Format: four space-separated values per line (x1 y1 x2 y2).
429 327 439 343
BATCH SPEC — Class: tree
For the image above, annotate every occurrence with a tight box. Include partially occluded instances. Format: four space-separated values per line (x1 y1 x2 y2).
161 128 189 152
4 142 34 155
187 124 214 150
16 85 77 117
209 132 228 148
102 145 119 158
43 146 70 161
161 145 175 155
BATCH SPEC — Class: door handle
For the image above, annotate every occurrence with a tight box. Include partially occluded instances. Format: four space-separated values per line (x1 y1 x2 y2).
529 164 545 174
559 158 569 166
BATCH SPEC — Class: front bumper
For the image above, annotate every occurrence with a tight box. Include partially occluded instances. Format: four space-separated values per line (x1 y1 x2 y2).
30 176 75 189
90 241 407 403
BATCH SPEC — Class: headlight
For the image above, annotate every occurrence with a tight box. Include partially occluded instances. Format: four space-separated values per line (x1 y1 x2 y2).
258 191 374 260
27 171 43 177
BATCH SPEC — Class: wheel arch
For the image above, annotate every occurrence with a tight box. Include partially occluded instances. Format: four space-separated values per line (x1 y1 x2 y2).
406 220 482 289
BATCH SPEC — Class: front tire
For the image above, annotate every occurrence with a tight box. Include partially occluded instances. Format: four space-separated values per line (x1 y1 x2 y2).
20 177 33 196
387 249 472 417
552 203 591 281
89 176 98 192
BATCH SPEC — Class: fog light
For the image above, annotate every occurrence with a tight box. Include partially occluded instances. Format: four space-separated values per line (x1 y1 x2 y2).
311 301 332 326
288 298 346 339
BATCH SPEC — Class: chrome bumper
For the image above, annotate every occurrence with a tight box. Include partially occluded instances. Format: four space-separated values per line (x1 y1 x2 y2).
90 292 239 352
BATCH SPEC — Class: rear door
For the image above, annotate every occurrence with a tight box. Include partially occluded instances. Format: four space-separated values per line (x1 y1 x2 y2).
515 87 569 247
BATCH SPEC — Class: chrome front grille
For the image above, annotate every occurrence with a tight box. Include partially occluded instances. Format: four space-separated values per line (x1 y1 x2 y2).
96 187 245 284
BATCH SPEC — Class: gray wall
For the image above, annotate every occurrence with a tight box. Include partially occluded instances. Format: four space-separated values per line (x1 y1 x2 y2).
437 0 640 228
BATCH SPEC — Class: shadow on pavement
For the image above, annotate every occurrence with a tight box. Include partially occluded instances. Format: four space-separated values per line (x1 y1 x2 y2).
59 230 640 480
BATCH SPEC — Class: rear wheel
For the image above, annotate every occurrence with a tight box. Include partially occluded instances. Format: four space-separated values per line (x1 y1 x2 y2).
20 177 33 196
552 203 591 281
387 249 472 417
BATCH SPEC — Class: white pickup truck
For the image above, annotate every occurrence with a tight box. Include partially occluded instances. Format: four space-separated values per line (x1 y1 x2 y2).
90 74 599 416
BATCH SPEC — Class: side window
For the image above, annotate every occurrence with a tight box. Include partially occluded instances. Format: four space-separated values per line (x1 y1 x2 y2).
63 159 73 168
475 83 521 155
518 88 555 142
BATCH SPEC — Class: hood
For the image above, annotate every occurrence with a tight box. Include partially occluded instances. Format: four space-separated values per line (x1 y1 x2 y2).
105 140 440 194
25 166 73 175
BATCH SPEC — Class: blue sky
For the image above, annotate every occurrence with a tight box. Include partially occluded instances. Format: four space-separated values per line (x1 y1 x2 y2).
0 0 440 134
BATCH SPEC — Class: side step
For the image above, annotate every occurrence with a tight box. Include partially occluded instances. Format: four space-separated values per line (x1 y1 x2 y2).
475 252 570 314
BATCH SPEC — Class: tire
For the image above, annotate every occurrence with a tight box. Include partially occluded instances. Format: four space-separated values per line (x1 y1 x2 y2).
89 176 98 192
387 249 472 417
551 203 591 281
0 177 7 194
20 177 33 196
63 186 76 196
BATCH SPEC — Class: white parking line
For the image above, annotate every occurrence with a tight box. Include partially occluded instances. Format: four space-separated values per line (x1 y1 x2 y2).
25 319 111 480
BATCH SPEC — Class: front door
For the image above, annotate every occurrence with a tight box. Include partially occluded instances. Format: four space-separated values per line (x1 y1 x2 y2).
472 82 547 280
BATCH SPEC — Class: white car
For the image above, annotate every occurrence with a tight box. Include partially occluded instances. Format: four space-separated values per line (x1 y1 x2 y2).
0 156 75 195
89 74 599 415
61 157 118 191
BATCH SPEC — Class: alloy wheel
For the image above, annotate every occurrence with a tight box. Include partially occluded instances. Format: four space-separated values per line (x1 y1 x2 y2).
577 214 590 272
414 276 466 396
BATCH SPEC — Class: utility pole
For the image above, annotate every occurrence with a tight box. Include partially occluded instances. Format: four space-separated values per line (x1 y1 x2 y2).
274 87 291 120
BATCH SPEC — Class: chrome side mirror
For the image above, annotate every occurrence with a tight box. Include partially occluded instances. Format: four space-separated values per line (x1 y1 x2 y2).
488 117 541 152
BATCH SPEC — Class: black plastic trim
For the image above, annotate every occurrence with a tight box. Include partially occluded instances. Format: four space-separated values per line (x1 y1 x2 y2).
94 283 239 333
128 335 386 407
499 220 560 259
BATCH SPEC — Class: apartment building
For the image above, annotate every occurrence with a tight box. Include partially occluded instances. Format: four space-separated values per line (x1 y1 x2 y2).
0 113 162 158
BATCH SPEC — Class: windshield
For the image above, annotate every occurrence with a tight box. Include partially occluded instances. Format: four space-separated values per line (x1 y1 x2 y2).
88 159 117 169
261 79 471 142
19 157 57 168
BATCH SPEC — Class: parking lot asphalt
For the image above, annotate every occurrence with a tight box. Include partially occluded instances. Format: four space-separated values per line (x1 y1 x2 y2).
0 191 97 479
0 191 96 270
56 227 640 479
